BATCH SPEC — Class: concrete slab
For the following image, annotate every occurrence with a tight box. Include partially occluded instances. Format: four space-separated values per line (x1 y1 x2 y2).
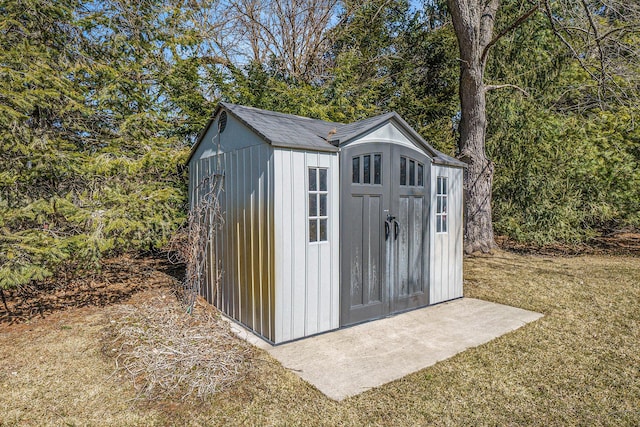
229 298 543 401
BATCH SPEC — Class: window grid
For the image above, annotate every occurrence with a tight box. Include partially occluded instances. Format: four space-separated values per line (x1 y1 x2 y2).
352 153 383 185
436 176 448 233
400 156 424 187
309 167 329 242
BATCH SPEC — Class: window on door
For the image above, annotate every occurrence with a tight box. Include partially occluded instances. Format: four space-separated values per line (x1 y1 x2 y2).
352 154 382 184
308 167 328 242
400 156 424 187
436 176 447 233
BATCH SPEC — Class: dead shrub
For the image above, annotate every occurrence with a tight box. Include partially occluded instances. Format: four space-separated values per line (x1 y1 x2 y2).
103 292 251 401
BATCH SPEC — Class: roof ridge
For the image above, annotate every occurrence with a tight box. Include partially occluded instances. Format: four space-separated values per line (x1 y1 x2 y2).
216 102 339 153
222 102 342 126
327 111 400 145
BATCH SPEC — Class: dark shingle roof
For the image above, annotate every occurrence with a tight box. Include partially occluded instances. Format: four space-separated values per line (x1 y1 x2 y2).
188 103 466 168
222 103 341 152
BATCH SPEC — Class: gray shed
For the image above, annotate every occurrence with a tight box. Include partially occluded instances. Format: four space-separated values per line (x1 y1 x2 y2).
187 103 465 344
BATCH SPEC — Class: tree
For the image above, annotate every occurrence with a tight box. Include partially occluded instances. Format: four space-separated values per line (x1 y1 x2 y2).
0 0 98 287
0 0 194 289
446 0 537 253
388 6 459 152
484 5 640 244
323 0 411 121
446 0 640 253
223 0 340 83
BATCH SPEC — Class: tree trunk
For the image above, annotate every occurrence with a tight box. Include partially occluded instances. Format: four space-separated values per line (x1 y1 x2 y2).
447 0 499 253
459 62 496 253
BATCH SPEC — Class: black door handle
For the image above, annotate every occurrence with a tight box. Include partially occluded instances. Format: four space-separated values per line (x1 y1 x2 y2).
385 214 396 241
394 220 399 240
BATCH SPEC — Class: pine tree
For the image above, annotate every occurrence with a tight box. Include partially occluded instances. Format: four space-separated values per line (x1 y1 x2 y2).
0 0 99 287
0 0 192 288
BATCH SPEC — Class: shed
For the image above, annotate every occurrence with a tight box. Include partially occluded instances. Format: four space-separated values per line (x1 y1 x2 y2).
187 103 465 344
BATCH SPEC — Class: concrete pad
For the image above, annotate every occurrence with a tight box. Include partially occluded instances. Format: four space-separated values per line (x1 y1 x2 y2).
230 298 543 401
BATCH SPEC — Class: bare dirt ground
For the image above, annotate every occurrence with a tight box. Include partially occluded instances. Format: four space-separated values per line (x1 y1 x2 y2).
496 230 640 256
0 256 184 325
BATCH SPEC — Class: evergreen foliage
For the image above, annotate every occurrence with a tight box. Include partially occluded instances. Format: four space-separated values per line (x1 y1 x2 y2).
489 98 640 244
0 0 189 288
387 9 459 154
325 0 460 149
485 4 640 244
0 0 638 289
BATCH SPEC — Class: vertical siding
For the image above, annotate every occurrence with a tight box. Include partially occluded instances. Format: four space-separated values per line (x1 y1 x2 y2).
274 149 340 343
452 167 464 299
429 165 464 304
291 150 306 339
274 149 292 342
206 156 216 305
189 143 276 342
305 154 320 336
194 157 216 304
224 153 234 317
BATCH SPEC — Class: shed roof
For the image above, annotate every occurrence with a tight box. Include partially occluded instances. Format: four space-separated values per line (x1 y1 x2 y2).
221 103 340 153
327 112 396 145
327 112 465 167
188 102 466 167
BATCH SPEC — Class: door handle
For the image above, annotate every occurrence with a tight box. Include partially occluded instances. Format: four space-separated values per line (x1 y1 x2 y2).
385 214 396 241
394 219 399 240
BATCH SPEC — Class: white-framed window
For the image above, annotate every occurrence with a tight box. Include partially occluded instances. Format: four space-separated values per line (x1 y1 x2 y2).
436 176 448 233
308 167 328 242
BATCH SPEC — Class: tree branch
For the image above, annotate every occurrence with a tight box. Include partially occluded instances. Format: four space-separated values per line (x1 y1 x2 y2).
480 3 540 65
580 0 607 98
484 84 530 96
542 0 598 82
596 24 637 43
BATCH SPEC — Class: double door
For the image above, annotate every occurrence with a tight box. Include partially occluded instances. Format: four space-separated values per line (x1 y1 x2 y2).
340 143 430 326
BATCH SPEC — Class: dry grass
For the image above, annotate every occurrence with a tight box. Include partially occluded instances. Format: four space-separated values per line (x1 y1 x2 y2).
103 292 251 401
1 251 639 426
0 307 166 427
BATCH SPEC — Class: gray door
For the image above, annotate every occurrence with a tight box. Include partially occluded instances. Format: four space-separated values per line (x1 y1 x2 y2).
388 145 430 313
340 143 430 326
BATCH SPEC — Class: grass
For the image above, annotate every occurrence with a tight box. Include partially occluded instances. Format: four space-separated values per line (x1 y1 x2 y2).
1 251 638 426
0 307 165 426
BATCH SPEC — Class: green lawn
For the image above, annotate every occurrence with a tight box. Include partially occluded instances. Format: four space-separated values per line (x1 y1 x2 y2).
1 251 638 426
